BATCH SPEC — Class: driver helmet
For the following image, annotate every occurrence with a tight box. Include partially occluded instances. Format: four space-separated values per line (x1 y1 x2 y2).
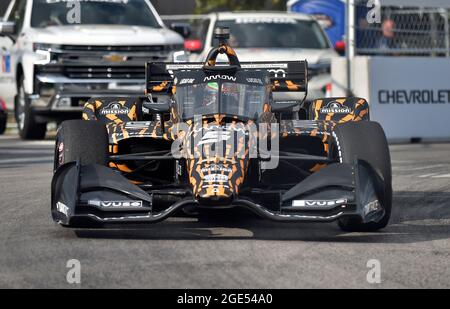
203 82 219 107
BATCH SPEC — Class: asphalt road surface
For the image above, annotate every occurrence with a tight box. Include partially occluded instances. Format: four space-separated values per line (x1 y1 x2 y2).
0 134 449 289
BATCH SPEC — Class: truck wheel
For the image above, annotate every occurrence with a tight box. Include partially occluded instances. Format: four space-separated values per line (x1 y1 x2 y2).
0 113 6 135
15 76 47 140
332 121 392 232
54 120 108 171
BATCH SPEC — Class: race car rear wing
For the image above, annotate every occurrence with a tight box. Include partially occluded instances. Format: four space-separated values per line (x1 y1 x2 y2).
145 61 308 102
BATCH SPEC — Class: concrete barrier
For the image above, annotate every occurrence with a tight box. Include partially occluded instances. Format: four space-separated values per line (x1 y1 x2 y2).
332 56 450 142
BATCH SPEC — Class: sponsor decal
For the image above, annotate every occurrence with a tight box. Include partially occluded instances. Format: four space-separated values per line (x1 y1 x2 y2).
364 200 381 216
88 200 144 208
124 122 152 129
236 17 298 24
291 199 347 208
179 78 196 85
203 174 229 183
166 63 288 71
320 101 351 114
268 69 286 78
100 102 129 115
56 202 69 216
125 122 152 129
201 164 232 174
204 75 237 82
103 53 127 63
244 63 288 69
201 184 230 191
378 89 450 104
246 78 263 85
58 142 64 166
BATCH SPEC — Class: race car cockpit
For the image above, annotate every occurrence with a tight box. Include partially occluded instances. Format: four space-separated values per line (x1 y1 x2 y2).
173 70 270 121
144 27 308 123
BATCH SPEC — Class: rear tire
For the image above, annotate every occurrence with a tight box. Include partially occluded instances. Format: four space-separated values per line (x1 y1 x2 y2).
54 120 108 171
333 121 392 232
15 75 47 140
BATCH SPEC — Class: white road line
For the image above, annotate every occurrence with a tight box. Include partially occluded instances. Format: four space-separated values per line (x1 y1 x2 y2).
418 173 440 178
391 160 413 164
0 157 53 164
0 143 55 148
432 174 450 178
0 150 53 155
0 136 54 145
393 164 448 171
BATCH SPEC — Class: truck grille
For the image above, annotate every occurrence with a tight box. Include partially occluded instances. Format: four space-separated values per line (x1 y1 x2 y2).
61 45 165 52
54 45 170 76
64 66 145 79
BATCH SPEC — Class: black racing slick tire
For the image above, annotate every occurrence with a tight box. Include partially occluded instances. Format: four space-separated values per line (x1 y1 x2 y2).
15 75 47 140
332 121 392 232
54 120 108 171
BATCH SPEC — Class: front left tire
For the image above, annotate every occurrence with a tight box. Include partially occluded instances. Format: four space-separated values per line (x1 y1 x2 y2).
54 120 109 171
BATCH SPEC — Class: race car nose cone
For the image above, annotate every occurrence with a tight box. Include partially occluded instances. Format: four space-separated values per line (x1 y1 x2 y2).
189 161 238 205
184 122 252 206
197 194 233 207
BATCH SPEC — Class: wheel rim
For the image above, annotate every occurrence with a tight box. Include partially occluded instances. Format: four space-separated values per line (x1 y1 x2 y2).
17 85 26 131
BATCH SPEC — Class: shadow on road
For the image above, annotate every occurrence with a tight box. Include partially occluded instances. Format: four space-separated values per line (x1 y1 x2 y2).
74 191 450 243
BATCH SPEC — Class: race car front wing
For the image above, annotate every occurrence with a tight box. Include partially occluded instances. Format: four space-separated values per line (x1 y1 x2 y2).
51 160 386 227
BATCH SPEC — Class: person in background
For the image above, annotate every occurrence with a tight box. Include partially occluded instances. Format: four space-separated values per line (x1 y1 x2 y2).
377 19 397 50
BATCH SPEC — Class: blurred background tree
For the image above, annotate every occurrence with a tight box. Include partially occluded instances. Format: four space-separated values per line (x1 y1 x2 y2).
195 0 287 14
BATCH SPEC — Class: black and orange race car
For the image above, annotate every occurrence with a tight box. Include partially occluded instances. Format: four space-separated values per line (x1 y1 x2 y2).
51 28 392 231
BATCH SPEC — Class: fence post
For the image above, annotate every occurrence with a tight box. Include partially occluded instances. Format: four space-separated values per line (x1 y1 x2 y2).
444 9 450 57
346 0 356 96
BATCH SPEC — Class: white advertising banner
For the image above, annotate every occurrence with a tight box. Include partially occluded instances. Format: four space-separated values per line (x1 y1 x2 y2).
369 57 450 140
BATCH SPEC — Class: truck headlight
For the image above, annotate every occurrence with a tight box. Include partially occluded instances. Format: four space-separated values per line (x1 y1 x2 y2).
172 50 188 62
33 43 60 65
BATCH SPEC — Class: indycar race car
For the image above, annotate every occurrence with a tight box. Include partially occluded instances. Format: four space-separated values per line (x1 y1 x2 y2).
51 27 392 232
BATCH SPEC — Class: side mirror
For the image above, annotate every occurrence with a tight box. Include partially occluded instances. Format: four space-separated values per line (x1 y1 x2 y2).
0 21 16 36
170 23 191 39
270 101 302 113
184 39 202 53
334 41 346 56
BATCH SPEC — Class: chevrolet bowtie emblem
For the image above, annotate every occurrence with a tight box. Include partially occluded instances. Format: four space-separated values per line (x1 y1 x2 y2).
104 54 127 62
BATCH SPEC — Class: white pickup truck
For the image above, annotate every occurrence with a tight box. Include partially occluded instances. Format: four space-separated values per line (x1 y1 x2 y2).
0 0 186 139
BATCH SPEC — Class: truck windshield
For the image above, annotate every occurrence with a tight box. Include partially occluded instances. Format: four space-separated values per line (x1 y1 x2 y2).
214 18 329 49
31 0 161 28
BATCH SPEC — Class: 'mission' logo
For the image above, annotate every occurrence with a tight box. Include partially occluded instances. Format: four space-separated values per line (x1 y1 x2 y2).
100 102 130 115
320 101 352 114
